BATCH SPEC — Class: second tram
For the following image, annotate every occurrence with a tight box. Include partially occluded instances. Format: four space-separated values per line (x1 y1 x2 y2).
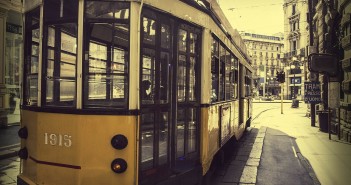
18 0 253 184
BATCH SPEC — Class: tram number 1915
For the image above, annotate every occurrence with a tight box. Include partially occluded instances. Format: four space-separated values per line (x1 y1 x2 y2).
44 133 72 147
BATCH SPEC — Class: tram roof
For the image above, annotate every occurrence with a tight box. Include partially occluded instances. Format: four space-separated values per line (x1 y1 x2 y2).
194 0 252 71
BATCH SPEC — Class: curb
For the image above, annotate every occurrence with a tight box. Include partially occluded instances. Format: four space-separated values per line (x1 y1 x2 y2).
0 144 20 160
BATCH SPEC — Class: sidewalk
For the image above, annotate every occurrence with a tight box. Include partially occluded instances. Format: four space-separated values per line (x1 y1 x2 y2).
0 125 20 160
253 104 351 185
212 103 351 185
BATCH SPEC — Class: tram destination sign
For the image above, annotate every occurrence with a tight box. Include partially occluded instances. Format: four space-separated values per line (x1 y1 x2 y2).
304 82 321 103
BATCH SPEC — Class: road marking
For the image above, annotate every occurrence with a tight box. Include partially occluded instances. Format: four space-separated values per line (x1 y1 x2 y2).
292 146 298 158
0 143 20 150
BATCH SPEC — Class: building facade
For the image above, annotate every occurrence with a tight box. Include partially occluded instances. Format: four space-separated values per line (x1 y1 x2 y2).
308 0 351 142
240 32 284 99
282 0 309 100
0 0 23 127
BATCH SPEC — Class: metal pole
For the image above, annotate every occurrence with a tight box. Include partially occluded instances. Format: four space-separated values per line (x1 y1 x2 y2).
281 83 283 114
293 73 295 100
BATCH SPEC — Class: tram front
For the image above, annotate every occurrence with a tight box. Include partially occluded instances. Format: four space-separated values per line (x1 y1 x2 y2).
18 0 138 184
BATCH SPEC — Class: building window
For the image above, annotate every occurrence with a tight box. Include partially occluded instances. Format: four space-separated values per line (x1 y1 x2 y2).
292 4 296 15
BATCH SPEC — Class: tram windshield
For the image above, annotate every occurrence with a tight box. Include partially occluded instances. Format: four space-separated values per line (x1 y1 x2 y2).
23 0 130 109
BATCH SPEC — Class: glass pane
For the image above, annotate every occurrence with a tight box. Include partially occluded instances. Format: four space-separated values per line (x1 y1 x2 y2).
219 60 225 101
61 32 77 54
189 57 196 101
32 28 40 43
60 62 75 77
160 52 169 103
47 27 55 47
113 23 129 48
85 2 129 19
188 108 197 153
60 79 75 104
161 24 170 49
27 77 38 105
86 74 126 106
211 38 218 57
46 79 54 103
47 60 54 77
88 75 106 100
141 113 155 170
141 49 155 104
143 17 156 45
189 33 197 53
225 53 231 100
30 56 38 74
178 29 187 52
159 112 169 165
89 59 106 73
177 109 185 158
111 48 126 73
178 55 186 102
44 0 78 21
111 75 126 99
61 52 76 65
211 58 218 102
89 42 107 60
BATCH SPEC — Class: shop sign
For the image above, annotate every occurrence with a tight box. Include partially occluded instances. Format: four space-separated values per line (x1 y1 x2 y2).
6 23 22 34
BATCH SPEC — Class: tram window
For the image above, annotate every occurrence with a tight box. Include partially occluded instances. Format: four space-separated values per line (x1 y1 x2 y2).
189 33 197 53
161 25 170 49
189 57 196 101
85 1 129 19
178 55 186 102
211 38 219 102
219 45 225 101
141 113 155 170
24 8 40 106
141 15 172 105
143 17 156 46
225 50 231 100
44 24 77 107
159 112 169 166
160 52 169 103
178 29 187 52
188 108 197 153
84 2 130 108
141 49 155 104
44 0 78 21
177 109 185 158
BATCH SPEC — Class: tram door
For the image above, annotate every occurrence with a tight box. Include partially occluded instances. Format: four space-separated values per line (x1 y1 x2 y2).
140 9 201 184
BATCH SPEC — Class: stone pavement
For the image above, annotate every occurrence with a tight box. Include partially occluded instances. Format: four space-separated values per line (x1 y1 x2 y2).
254 103 351 185
211 103 351 185
0 156 19 185
0 125 20 160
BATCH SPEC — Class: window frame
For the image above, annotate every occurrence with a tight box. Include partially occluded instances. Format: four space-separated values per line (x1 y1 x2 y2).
82 1 131 109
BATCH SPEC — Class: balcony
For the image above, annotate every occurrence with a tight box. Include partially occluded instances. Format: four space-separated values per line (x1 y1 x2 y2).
283 48 306 59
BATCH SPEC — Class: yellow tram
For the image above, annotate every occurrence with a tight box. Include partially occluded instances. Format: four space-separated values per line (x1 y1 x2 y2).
18 0 253 184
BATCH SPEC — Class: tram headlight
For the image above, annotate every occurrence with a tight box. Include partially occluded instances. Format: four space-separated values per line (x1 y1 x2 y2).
18 148 28 160
18 127 28 139
111 158 127 173
111 134 128 150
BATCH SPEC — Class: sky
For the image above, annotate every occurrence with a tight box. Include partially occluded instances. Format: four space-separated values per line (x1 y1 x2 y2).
218 0 284 36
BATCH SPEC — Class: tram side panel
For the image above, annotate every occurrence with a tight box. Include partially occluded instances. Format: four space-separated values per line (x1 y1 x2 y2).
200 100 244 175
19 110 138 185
